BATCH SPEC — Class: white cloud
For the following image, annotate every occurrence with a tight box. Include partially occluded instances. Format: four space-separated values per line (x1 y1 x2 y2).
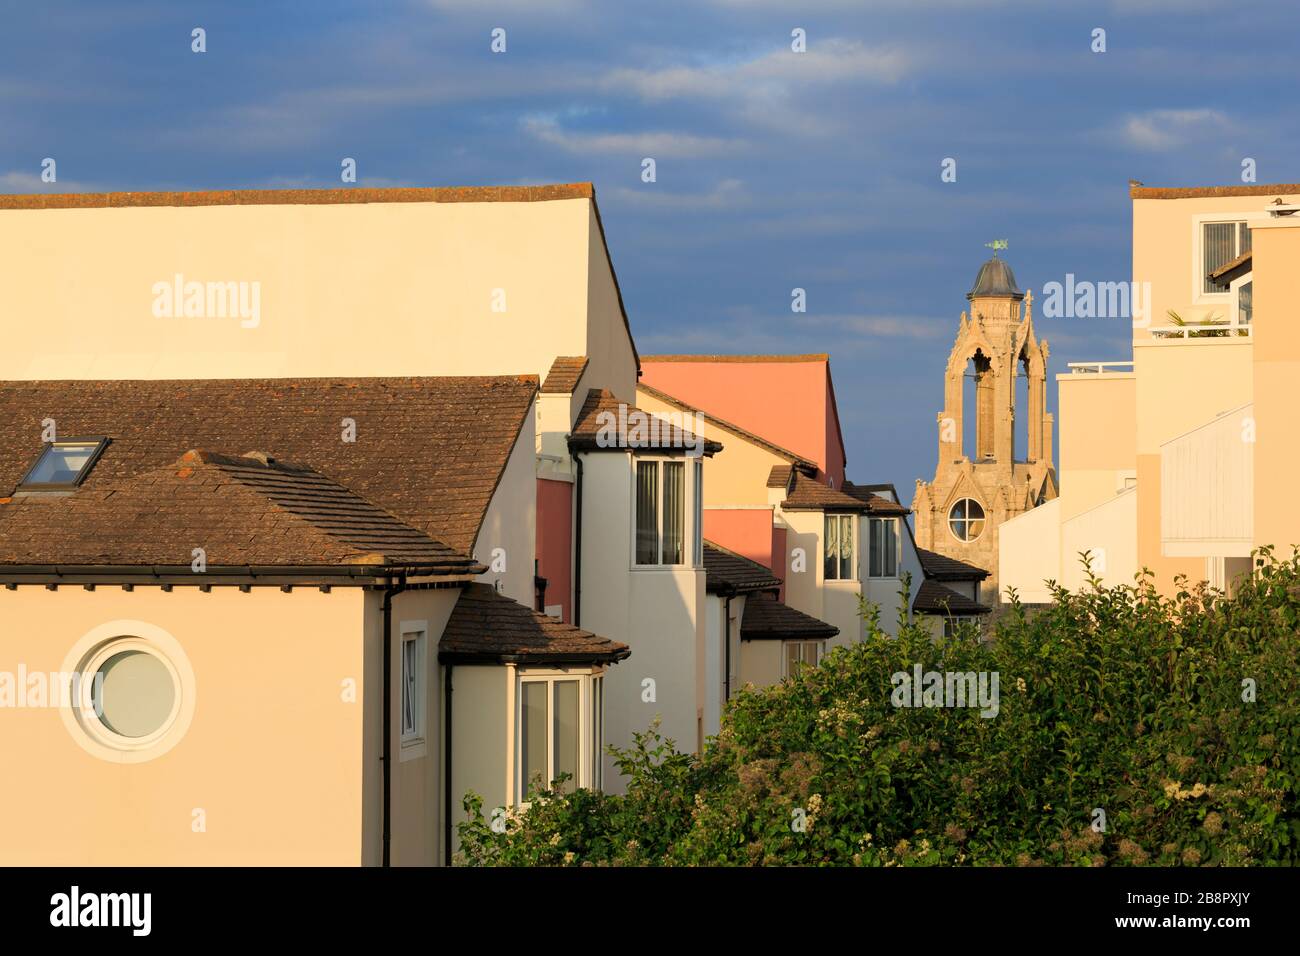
605 39 908 101
0 170 95 193
522 116 740 157
607 179 750 210
1119 108 1232 151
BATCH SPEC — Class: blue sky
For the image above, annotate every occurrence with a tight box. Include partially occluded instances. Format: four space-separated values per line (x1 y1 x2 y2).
3 0 1296 495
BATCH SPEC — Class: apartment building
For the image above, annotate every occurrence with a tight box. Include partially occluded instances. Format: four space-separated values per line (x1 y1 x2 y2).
1001 181 1300 600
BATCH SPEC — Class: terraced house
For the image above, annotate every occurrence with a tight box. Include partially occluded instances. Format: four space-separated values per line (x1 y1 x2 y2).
636 354 990 740
0 184 661 864
0 182 982 865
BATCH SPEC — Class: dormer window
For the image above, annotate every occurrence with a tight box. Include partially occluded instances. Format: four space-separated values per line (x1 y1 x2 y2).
19 438 108 490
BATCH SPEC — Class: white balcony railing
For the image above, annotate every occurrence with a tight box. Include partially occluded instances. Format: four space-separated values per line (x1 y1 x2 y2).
1066 361 1135 374
1149 324 1252 339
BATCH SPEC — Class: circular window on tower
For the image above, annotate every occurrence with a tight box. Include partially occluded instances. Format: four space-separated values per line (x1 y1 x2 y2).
60 621 196 762
948 498 986 542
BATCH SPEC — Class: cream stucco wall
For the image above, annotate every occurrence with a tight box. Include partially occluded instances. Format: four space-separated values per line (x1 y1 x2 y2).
1133 337 1253 589
0 196 637 389
1057 373 1136 522
998 497 1061 604
447 662 509 860
739 639 784 691
1250 218 1300 557
1060 487 1138 593
387 587 458 867
0 586 370 865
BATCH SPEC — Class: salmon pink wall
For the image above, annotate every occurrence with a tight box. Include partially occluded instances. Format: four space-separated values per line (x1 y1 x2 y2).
536 477 573 621
641 359 846 485
703 508 775 568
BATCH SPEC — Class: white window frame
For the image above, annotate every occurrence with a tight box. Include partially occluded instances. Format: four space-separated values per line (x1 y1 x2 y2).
399 622 427 760
1192 213 1258 305
693 459 704 568
782 640 823 678
631 456 695 569
867 517 900 578
515 669 604 804
1229 272 1253 327
823 513 857 582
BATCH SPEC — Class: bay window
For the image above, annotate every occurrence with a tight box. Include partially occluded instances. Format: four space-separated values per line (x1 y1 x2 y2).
517 672 603 801
824 514 856 581
783 641 822 677
635 458 689 566
868 517 899 578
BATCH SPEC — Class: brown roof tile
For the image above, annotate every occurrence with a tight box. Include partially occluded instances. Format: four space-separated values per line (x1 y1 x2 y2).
740 592 838 641
1208 250 1252 282
0 184 595 211
541 356 589 394
702 541 781 594
1130 184 1300 200
0 450 478 573
568 389 721 455
0 376 536 557
780 472 874 512
842 480 912 516
913 579 990 616
439 583 630 664
767 465 794 490
915 547 989 581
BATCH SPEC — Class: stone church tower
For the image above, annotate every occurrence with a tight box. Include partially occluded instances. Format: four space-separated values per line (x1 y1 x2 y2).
912 253 1057 605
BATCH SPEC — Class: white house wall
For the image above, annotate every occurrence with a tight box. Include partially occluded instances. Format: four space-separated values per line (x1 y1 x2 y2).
577 452 705 788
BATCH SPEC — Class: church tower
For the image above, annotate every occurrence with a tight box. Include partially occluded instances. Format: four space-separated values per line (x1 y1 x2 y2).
912 251 1057 605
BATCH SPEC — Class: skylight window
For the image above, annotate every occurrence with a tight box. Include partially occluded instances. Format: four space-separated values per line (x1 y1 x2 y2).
19 438 109 490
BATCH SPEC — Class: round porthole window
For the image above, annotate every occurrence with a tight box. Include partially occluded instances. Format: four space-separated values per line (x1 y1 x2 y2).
948 498 986 542
91 647 178 739
60 621 196 763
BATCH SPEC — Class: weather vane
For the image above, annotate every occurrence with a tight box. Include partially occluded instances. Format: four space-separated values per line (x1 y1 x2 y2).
985 239 1008 255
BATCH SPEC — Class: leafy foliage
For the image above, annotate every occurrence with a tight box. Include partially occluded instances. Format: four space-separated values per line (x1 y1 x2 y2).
457 551 1300 866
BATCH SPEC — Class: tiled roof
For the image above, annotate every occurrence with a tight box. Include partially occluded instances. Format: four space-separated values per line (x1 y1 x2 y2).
780 472 874 512
636 383 816 468
0 376 536 556
1130 184 1300 200
642 354 829 363
568 389 722 455
740 592 839 641
767 465 794 489
1208 250 1252 282
915 547 990 581
0 184 595 211
913 580 990 616
0 450 478 573
702 541 781 594
541 356 589 394
842 480 911 516
439 583 631 664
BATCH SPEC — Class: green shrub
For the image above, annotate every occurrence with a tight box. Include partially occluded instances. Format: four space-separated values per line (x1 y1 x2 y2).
457 551 1300 866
